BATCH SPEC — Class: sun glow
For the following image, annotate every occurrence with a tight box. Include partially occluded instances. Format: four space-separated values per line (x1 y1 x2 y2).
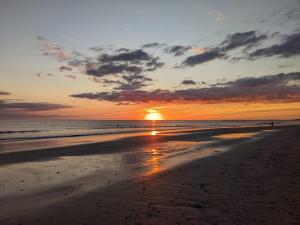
145 109 163 121
150 130 158 136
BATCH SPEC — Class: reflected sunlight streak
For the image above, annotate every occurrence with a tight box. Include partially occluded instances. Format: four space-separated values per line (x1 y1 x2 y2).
148 148 162 174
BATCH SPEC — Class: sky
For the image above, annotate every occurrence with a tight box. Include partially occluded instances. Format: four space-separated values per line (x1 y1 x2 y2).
0 0 300 120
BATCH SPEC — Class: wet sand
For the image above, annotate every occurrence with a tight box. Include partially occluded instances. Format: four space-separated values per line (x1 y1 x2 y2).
0 125 299 225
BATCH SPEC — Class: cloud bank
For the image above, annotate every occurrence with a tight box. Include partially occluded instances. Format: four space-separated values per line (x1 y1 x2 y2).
36 29 300 94
71 72 300 104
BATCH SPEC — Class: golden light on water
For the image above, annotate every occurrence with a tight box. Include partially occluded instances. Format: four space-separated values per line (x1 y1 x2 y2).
144 109 163 121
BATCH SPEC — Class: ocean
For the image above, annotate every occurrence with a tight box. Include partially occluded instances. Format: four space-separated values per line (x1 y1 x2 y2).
0 119 298 152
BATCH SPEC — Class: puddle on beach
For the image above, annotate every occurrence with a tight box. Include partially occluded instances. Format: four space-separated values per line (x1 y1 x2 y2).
261 129 279 132
213 132 258 140
0 154 128 197
0 139 225 201
0 153 132 217
133 140 225 176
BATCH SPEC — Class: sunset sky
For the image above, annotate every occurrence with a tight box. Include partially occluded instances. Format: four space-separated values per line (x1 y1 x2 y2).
0 0 300 120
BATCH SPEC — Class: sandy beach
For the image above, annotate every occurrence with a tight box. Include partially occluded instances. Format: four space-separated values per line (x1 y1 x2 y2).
0 125 299 225
2 0 300 224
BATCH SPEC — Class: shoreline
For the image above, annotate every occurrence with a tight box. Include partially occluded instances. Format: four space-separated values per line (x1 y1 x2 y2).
1 122 298 153
0 125 280 166
0 124 293 156
0 125 299 224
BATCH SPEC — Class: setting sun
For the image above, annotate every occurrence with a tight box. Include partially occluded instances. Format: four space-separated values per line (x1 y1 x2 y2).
1 1 300 224
145 109 163 121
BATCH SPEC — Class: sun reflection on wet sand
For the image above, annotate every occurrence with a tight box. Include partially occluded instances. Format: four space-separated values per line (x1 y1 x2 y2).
147 148 163 174
140 140 229 176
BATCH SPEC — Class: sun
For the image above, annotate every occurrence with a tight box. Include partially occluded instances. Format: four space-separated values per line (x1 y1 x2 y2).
145 109 163 121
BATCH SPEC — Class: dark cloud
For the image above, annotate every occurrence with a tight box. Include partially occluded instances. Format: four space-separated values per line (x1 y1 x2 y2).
97 78 122 86
181 31 269 67
59 66 73 72
115 75 152 91
93 74 152 91
219 72 300 88
0 97 70 119
164 45 191 56
91 49 163 75
71 89 175 103
83 49 163 90
249 31 300 59
181 49 225 67
141 42 166 48
0 91 10 95
71 72 300 103
86 64 143 77
145 57 164 71
99 49 152 64
0 100 71 111
122 74 152 84
36 37 163 91
182 80 196 85
220 31 268 51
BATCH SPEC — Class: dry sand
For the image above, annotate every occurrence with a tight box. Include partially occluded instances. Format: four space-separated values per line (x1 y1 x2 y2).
0 125 299 225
